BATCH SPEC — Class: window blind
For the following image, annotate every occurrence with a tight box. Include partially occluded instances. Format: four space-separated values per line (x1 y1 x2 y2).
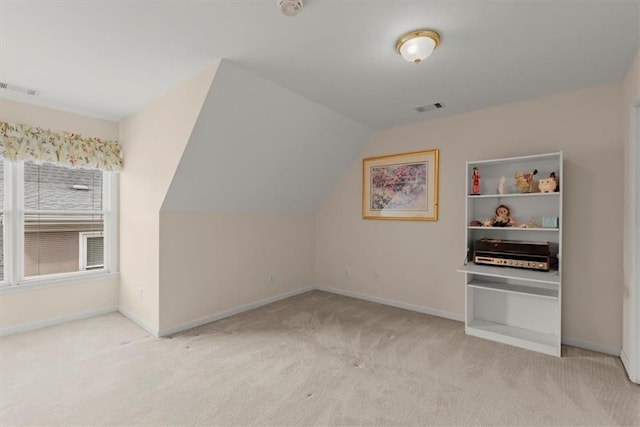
24 161 104 277
86 236 104 269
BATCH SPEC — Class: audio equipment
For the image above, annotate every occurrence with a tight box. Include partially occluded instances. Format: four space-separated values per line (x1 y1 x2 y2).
473 238 553 271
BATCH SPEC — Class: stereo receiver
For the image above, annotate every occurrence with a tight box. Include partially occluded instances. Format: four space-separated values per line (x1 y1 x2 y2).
473 238 552 271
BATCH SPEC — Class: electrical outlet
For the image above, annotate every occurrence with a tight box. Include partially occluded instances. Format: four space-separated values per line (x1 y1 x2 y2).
345 268 351 277
138 288 144 300
267 273 275 284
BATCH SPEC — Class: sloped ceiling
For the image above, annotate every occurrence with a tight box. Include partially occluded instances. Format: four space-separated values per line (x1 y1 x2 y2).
1 2 637 129
161 60 373 212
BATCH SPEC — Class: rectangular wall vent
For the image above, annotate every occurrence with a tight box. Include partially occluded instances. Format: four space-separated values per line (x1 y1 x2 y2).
415 102 444 113
0 82 38 96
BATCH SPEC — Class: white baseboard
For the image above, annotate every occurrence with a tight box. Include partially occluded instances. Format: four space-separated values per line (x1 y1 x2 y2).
314 285 465 323
620 349 639 383
561 336 620 357
621 349 631 376
157 287 314 337
0 306 119 337
118 307 159 337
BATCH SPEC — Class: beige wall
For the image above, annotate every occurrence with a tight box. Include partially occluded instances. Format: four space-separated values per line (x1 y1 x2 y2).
155 60 369 333
0 65 634 351
118 63 219 333
0 99 119 139
622 50 640 361
0 277 118 330
0 100 119 330
316 82 624 349
159 211 315 331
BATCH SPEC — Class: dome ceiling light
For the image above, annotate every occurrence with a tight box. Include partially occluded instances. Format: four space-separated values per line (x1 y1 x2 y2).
396 30 440 64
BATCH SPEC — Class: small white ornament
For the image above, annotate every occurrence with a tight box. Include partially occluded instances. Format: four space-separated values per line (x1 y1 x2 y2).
497 176 506 194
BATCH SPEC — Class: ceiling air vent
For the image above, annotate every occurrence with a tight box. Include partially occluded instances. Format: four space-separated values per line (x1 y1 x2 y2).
0 82 39 96
415 102 444 113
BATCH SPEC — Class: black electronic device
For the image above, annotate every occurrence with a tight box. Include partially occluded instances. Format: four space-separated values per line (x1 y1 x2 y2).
473 238 552 271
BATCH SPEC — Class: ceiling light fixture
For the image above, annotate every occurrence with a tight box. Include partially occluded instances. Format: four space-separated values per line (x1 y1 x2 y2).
396 30 440 64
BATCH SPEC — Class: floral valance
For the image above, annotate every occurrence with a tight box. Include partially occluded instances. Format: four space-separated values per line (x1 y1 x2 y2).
0 121 123 171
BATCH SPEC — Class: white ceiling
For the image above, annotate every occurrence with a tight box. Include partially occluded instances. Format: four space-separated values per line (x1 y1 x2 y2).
1 1 638 129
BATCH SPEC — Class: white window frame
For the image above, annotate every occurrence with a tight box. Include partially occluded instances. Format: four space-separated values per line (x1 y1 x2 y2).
1 160 119 291
79 231 105 271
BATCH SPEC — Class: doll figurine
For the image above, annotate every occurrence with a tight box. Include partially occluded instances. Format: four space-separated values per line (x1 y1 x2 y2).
491 204 515 227
471 167 480 195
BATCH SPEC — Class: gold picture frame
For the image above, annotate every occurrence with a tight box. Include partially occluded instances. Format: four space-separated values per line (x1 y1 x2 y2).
362 149 439 221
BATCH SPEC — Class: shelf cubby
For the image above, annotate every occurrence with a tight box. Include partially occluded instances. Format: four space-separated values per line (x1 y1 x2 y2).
466 319 559 356
457 263 560 285
468 192 560 199
467 279 558 299
467 226 559 232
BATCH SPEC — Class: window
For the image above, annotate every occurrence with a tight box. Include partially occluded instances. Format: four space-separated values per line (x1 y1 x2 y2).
79 232 104 270
1 159 116 287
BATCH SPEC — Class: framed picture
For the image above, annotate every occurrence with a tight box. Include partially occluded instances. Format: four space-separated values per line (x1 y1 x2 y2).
362 149 439 221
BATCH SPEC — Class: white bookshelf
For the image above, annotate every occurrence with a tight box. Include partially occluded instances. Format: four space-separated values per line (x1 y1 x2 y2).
459 152 563 357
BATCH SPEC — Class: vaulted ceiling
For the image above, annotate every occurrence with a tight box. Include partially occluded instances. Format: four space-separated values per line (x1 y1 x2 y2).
162 60 373 212
1 1 638 129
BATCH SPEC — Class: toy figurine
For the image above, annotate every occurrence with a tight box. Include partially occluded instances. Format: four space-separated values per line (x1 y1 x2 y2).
514 169 538 193
491 204 515 227
538 172 558 193
497 176 506 194
471 167 480 195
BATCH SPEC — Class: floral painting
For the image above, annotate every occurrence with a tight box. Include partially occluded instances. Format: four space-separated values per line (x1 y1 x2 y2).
371 162 427 210
363 149 439 221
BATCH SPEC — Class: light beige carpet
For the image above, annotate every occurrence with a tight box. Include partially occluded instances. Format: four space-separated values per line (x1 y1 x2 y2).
1 290 639 426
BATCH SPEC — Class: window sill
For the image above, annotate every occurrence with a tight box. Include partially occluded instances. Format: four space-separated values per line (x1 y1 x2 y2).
0 271 120 295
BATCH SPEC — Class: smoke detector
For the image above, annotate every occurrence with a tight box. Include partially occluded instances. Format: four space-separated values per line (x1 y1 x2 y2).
278 0 303 16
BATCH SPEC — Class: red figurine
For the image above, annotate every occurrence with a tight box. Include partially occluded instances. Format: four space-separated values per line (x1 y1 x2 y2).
471 167 480 195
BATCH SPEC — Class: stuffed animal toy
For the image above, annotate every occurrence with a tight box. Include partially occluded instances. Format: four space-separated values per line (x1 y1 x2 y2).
490 204 515 227
514 169 538 193
538 172 558 193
